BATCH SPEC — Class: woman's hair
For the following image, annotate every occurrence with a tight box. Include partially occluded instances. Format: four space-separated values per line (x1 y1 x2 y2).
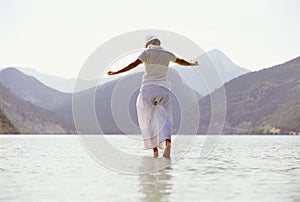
151 39 161 46
146 39 161 48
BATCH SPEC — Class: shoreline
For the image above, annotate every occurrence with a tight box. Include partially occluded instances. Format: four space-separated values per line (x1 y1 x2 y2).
0 134 299 136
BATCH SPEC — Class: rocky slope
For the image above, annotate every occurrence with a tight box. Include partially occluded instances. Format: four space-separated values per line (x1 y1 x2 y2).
0 109 20 134
0 83 74 134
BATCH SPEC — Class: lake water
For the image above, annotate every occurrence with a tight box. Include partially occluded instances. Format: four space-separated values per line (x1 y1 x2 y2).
0 135 299 202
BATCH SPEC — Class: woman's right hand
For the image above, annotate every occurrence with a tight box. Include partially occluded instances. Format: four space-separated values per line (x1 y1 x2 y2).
107 71 118 75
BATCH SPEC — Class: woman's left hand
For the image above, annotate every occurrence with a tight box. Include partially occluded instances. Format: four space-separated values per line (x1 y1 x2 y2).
191 61 199 66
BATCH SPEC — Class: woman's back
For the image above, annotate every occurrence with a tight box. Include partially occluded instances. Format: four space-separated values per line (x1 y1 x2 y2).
138 45 176 83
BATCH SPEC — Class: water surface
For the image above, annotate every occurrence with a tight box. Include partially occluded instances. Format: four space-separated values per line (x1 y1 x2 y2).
0 135 299 202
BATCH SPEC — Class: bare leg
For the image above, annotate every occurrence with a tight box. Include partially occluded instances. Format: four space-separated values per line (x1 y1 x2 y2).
153 147 158 158
163 139 171 158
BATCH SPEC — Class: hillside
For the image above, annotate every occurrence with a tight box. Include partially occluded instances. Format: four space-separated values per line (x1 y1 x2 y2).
0 109 20 134
198 56 300 134
0 83 74 134
0 68 71 112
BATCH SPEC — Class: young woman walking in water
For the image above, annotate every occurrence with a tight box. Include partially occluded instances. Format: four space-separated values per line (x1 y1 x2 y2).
107 35 198 158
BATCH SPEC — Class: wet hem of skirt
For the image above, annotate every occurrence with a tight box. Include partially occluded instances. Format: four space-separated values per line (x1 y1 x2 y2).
144 140 167 150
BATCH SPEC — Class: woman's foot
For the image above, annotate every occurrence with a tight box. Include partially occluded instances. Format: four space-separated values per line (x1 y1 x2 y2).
163 140 171 158
153 147 158 158
153 151 159 158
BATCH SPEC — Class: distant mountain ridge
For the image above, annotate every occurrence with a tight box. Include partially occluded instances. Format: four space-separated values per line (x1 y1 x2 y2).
1 53 299 135
2 49 250 94
173 49 250 95
0 68 70 112
206 49 250 80
7 67 86 93
6 67 119 93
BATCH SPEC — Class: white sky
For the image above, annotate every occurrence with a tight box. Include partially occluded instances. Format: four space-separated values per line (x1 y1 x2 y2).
0 0 299 78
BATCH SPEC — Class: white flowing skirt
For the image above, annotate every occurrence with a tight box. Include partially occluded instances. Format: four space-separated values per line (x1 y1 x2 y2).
136 84 172 150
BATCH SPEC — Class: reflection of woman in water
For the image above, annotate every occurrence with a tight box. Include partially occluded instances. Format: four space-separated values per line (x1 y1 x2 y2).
139 157 173 202
107 35 198 158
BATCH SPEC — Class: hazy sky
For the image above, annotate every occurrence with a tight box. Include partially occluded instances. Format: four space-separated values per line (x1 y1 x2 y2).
0 0 299 78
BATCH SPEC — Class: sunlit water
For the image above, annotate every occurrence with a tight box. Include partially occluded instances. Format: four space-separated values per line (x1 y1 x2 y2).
0 135 299 202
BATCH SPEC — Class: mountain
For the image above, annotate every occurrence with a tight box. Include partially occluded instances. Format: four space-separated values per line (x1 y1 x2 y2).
0 68 71 113
1 56 299 135
0 82 74 134
0 109 20 134
206 49 250 81
7 67 118 93
173 49 250 95
198 56 300 134
1 49 248 94
56 68 203 134
0 67 201 134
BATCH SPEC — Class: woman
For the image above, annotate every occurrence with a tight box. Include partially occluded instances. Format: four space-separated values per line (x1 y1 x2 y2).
107 35 198 158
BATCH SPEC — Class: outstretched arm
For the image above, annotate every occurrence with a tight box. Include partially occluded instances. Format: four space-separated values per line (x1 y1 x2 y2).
175 58 199 66
107 59 142 75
